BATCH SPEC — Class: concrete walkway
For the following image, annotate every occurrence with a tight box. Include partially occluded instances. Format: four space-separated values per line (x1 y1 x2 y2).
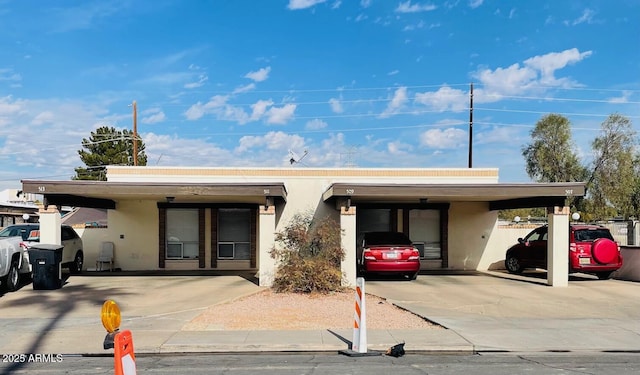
1 271 639 355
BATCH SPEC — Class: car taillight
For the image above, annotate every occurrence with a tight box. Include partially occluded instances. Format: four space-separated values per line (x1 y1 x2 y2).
569 242 577 252
408 249 420 261
363 249 376 261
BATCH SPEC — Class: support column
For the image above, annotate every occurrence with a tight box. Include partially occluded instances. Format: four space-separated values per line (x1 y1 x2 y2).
547 206 569 287
39 206 61 245
341 205 357 287
258 205 276 287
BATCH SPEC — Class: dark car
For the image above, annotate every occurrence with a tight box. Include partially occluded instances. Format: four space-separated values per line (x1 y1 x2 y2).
505 224 622 279
357 232 421 280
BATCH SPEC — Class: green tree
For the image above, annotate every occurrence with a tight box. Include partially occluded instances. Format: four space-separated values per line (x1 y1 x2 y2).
522 114 586 183
74 126 147 181
498 208 546 222
587 113 637 220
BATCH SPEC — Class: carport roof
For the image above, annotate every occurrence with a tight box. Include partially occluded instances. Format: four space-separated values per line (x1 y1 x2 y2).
21 180 287 209
322 182 586 210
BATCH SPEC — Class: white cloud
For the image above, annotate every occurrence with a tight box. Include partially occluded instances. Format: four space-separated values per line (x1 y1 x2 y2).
305 118 328 130
395 1 437 13
570 8 595 26
361 0 371 7
388 69 399 76
184 74 208 89
379 87 408 118
184 95 250 124
32 111 55 125
388 140 413 155
287 0 326 10
184 95 229 120
607 91 631 104
329 97 344 113
184 102 207 120
245 66 271 82
468 0 483 9
403 21 426 31
332 1 342 9
355 13 368 22
142 111 166 124
220 105 250 124
266 104 297 124
468 48 591 102
233 83 256 94
475 126 521 145
0 96 25 116
0 68 21 83
420 128 466 149
250 99 274 120
236 131 305 152
523 48 592 86
414 86 467 112
508 8 516 19
474 63 538 96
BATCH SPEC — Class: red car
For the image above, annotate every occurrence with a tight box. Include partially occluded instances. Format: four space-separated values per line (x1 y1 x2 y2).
505 224 622 279
357 232 421 280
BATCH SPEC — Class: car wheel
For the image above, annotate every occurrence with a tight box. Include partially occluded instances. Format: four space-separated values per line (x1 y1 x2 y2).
505 255 523 274
407 272 418 281
70 252 84 274
596 271 613 280
5 261 20 292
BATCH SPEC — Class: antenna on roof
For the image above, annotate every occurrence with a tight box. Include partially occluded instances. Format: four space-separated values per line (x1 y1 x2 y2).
289 149 308 166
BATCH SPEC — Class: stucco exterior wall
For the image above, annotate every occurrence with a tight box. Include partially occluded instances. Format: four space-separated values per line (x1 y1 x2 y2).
613 247 640 281
477 224 542 271
74 226 115 271
447 202 497 270
73 167 503 275
106 200 159 270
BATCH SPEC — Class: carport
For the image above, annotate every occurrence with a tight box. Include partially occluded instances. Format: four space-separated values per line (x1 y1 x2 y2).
21 179 287 283
323 182 586 287
22 175 586 287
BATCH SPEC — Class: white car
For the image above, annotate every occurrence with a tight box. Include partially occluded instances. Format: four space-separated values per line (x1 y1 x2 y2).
0 224 84 274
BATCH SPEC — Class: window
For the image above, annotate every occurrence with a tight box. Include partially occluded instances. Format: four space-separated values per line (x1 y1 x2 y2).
166 209 199 259
526 228 547 242
218 208 251 260
409 209 441 259
357 208 391 235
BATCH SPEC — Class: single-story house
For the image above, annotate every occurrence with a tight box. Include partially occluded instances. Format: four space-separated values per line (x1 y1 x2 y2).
21 166 585 287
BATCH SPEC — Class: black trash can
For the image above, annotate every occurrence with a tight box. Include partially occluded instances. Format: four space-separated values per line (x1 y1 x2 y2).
28 244 63 290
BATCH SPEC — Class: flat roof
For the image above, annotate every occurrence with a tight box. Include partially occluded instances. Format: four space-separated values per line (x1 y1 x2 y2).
22 179 586 211
21 180 288 209
323 182 586 210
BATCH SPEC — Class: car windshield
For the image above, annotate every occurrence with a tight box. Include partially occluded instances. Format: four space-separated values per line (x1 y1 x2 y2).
574 229 614 242
365 232 412 246
0 226 33 240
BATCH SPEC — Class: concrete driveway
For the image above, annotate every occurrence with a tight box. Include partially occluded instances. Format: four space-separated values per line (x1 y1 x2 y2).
0 273 262 355
2 270 639 355
366 270 640 352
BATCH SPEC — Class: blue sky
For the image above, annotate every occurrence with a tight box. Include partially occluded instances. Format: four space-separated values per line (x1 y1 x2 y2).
0 0 639 191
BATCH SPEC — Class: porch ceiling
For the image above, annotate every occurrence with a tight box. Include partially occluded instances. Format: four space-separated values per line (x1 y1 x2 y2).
21 180 287 209
322 182 586 210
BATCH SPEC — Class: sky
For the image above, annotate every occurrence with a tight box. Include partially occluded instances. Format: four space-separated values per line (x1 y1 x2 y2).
0 0 639 191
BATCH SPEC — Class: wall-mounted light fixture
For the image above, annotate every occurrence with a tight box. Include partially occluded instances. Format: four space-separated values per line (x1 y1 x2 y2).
264 196 274 209
166 196 175 203
419 198 428 205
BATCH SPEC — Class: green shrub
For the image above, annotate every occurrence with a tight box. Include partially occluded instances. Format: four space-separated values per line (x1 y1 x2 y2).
270 212 345 294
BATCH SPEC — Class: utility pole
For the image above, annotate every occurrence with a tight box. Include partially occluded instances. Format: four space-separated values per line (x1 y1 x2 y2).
132 100 138 166
468 83 473 168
